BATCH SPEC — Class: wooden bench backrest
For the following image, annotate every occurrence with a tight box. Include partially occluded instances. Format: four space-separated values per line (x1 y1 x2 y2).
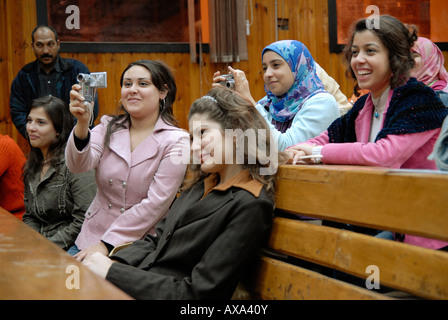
249 165 448 300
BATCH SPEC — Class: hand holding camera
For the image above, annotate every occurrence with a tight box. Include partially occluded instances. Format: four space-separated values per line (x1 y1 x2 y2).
212 67 256 106
218 74 235 90
213 70 235 90
77 72 107 126
69 72 107 138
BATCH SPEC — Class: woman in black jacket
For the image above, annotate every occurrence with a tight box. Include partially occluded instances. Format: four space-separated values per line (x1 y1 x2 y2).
82 87 286 299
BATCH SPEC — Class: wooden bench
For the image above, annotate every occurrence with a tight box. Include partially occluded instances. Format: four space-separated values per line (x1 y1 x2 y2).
0 207 132 300
240 165 448 300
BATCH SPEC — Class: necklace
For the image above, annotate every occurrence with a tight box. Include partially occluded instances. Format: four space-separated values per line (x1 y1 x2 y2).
372 89 388 118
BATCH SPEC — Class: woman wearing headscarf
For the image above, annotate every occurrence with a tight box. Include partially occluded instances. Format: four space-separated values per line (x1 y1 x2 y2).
410 36 448 106
213 40 340 151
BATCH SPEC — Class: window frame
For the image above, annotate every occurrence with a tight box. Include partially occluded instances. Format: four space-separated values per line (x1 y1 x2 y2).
36 0 209 53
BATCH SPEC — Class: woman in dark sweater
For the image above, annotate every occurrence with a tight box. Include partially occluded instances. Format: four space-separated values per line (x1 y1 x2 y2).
82 87 286 299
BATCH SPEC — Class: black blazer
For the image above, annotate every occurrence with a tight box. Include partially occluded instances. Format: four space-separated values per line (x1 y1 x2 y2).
106 179 274 300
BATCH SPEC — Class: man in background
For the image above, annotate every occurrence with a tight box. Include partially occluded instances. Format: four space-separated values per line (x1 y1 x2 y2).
9 25 99 138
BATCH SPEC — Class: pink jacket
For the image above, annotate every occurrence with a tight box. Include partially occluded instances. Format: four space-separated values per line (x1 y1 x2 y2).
304 91 440 169
65 116 190 249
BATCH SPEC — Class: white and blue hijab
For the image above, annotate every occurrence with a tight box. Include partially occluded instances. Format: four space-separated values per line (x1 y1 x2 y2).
258 40 326 133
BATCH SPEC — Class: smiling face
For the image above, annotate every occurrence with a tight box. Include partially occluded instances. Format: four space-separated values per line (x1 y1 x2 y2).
121 65 167 120
189 113 224 172
262 50 295 96
350 30 392 98
189 112 240 179
26 107 58 157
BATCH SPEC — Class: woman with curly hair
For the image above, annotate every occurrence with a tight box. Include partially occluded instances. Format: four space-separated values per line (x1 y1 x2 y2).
82 87 287 299
287 15 448 170
287 15 448 250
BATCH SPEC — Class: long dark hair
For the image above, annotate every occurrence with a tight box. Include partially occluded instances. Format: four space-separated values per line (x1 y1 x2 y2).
344 15 418 93
23 95 74 180
104 59 178 147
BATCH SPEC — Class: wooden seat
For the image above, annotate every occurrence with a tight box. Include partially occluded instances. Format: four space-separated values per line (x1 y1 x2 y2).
241 165 448 300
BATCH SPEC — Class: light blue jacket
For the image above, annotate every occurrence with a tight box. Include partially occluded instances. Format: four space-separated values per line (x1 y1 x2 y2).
430 115 448 171
255 92 340 151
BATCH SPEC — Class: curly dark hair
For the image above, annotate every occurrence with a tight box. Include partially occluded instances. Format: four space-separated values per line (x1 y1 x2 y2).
344 15 418 93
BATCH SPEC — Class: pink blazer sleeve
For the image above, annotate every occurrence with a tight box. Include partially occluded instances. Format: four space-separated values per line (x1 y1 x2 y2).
320 129 440 168
287 130 331 148
288 128 440 169
65 116 109 174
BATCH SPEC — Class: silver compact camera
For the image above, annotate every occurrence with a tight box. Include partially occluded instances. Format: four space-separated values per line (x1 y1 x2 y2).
219 74 235 90
77 72 107 102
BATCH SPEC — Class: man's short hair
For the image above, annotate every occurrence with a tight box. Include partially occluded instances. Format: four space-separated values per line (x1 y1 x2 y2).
31 25 59 44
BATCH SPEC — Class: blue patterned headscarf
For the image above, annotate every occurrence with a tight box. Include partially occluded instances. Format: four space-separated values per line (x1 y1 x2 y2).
258 40 326 132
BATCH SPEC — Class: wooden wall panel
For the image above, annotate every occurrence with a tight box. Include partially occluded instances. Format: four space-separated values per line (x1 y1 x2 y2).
1 0 447 153
0 0 36 153
0 0 8 135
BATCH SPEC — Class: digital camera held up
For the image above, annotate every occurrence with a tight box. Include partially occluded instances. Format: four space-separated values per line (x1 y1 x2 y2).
77 72 107 126
77 72 107 102
219 74 235 90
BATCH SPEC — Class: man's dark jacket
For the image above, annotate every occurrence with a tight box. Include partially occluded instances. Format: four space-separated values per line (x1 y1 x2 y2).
10 57 99 137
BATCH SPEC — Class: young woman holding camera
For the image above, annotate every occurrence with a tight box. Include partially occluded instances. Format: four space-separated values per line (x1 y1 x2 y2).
213 40 340 151
66 60 189 260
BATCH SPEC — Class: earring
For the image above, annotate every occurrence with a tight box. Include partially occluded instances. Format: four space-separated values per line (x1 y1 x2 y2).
160 98 166 111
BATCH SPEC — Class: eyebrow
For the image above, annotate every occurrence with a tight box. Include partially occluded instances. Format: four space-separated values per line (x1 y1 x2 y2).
352 43 381 48
27 116 47 121
193 125 211 131
35 40 56 44
123 77 151 80
190 124 217 133
263 59 284 64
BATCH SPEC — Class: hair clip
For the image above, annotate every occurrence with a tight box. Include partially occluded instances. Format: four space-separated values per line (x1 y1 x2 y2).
201 95 218 104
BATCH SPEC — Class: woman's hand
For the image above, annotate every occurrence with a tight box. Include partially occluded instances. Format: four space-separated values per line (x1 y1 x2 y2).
82 252 114 279
74 242 109 262
286 143 317 165
70 84 92 139
213 66 256 106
